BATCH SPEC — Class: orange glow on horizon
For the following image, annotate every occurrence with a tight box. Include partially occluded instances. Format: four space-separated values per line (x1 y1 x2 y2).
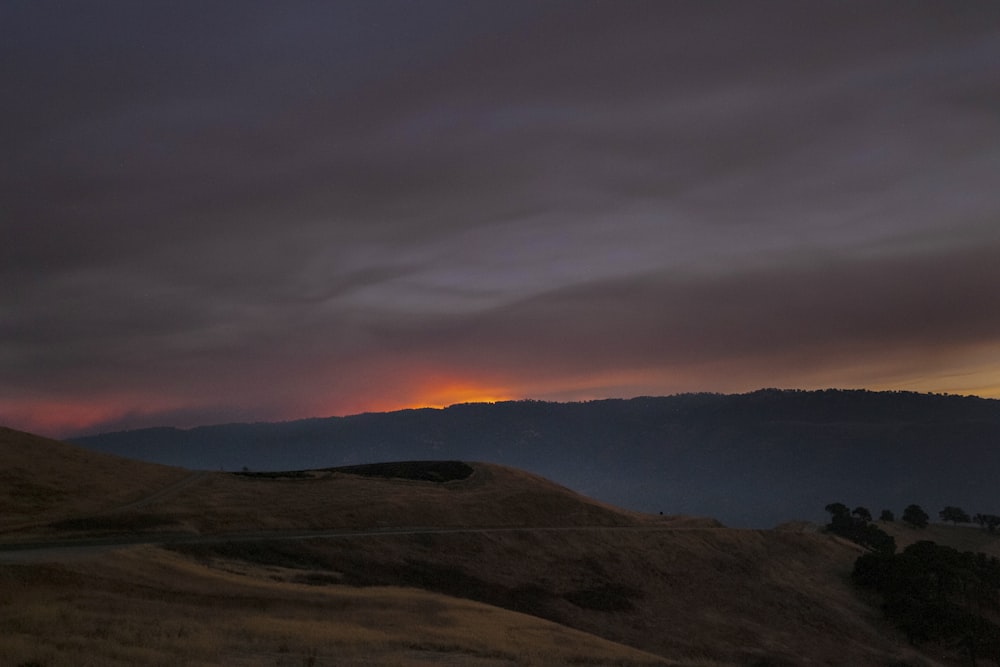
0 395 199 440
394 377 516 411
307 372 522 418
7 360 1000 441
326 367 698 417
0 398 140 440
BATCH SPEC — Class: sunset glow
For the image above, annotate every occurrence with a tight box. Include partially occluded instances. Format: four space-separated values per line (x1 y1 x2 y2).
410 386 513 410
4 2 1000 439
0 397 173 440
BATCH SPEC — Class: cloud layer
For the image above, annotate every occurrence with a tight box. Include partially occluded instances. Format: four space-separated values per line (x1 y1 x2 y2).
3 1 1000 436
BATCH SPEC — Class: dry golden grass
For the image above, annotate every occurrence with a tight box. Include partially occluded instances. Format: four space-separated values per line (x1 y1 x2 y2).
92 462 654 535
1 425 649 542
0 427 954 666
174 527 943 667
0 427 188 530
0 545 674 667
878 519 1000 557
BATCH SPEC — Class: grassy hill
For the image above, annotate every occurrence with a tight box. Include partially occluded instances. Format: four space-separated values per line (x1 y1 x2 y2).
155 460 652 534
877 519 1000 557
0 426 188 530
3 544 673 667
0 427 952 666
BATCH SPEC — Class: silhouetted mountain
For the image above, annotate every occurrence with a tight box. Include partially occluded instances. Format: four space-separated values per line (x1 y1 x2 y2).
71 389 1000 527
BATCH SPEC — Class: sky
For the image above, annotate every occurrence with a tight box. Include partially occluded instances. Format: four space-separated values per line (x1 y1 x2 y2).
3 1 1000 438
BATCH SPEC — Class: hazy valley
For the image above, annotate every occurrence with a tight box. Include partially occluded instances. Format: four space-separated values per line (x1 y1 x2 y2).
72 390 1000 528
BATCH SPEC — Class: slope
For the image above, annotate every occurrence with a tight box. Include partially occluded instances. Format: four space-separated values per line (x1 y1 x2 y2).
173 524 941 666
1 544 673 667
0 426 189 530
878 519 1000 557
1 427 947 665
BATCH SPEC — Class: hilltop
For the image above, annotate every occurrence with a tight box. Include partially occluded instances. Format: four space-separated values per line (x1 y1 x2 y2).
72 389 1000 527
1 428 647 540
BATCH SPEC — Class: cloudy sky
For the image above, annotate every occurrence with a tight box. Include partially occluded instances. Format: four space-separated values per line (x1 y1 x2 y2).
3 1 1000 438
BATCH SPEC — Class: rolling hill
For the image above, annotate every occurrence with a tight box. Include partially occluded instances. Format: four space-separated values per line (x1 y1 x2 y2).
0 426 189 530
1 426 964 666
72 389 1000 527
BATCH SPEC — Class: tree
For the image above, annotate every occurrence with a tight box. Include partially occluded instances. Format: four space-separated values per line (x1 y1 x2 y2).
940 506 971 524
825 502 895 555
853 541 1000 659
903 504 929 528
825 502 850 519
880 509 895 522
975 513 1000 533
825 502 853 534
853 506 873 523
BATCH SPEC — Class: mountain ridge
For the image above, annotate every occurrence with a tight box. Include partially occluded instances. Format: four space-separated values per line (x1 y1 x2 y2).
71 389 1000 528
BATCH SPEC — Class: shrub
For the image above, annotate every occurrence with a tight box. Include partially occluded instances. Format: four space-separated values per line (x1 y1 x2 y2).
824 502 896 554
853 541 1000 656
328 461 473 483
902 504 929 528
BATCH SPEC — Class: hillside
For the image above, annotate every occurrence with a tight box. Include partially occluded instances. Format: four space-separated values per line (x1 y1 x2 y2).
171 524 936 666
0 426 188 530
875 519 1000 558
72 389 1000 527
1 427 951 666
3 544 673 667
2 423 652 541
166 462 652 534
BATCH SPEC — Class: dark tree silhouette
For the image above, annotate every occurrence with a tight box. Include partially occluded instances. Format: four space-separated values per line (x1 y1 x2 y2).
939 506 971 524
825 502 895 555
880 509 895 522
975 513 1000 533
853 541 1000 661
853 506 873 523
825 502 850 519
903 504 930 528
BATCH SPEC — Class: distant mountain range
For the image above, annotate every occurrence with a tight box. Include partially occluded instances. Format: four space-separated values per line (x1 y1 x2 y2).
71 389 1000 528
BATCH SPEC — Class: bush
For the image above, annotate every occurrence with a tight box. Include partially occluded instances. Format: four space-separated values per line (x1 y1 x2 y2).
825 502 896 554
902 504 929 528
853 541 1000 655
939 506 971 524
328 461 474 483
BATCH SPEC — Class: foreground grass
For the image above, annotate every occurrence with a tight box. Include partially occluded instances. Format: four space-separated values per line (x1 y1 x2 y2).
170 528 944 667
0 546 674 667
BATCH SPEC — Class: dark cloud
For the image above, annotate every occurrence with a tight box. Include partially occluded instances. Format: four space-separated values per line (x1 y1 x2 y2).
352 238 1000 379
3 1 1000 436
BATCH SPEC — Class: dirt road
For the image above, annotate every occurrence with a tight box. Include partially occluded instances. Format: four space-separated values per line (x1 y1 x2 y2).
0 524 684 563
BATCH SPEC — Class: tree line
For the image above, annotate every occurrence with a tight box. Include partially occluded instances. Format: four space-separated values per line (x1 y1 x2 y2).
826 502 1000 535
854 542 1000 663
823 501 1000 663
